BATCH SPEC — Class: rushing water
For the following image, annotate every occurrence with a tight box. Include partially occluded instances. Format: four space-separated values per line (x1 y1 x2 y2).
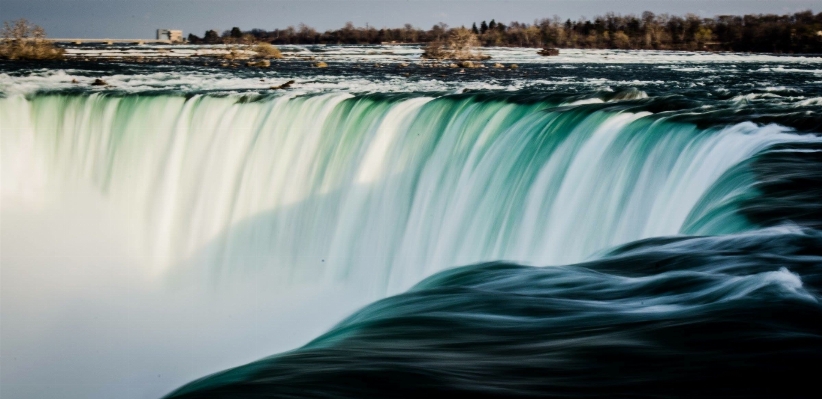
1 47 821 399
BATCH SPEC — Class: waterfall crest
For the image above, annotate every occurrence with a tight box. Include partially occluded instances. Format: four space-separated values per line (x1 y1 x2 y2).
0 93 810 293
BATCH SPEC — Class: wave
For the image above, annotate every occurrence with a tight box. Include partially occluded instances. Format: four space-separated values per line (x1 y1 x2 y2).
164 227 822 399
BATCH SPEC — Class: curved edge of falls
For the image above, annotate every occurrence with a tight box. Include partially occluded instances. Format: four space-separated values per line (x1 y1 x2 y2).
1 92 819 296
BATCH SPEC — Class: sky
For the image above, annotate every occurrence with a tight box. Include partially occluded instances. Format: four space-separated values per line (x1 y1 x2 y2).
3 0 822 39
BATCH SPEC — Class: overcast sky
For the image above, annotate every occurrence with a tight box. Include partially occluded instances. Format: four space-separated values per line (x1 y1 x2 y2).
4 0 822 39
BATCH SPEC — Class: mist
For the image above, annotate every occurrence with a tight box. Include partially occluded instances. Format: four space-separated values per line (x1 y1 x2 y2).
0 186 374 399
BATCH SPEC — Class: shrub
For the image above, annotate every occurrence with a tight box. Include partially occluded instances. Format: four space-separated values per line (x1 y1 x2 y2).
0 19 64 60
421 41 447 59
253 43 282 59
422 28 488 60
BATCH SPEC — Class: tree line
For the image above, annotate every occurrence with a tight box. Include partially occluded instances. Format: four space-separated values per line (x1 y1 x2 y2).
188 10 822 53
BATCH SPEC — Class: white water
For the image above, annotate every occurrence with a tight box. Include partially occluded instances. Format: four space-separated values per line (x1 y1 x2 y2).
61 44 822 65
5 46 822 97
0 92 816 398
2 92 812 289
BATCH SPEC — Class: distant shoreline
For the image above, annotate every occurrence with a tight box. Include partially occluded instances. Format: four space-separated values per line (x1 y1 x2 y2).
186 11 822 54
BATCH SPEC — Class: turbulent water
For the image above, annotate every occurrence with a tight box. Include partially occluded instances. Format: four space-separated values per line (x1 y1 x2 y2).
1 47 822 399
167 228 822 399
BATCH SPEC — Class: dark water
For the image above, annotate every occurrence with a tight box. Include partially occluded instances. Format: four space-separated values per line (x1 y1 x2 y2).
167 229 822 398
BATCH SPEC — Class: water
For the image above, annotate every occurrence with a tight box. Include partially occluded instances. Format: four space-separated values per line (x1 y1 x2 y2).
1 46 821 399
168 228 822 399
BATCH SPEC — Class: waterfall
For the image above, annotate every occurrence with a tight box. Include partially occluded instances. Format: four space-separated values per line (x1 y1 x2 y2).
0 92 810 294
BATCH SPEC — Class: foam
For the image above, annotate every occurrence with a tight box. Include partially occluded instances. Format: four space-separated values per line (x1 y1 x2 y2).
4 46 822 98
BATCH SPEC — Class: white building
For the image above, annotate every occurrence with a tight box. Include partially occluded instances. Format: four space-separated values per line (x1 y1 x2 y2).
156 29 184 42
